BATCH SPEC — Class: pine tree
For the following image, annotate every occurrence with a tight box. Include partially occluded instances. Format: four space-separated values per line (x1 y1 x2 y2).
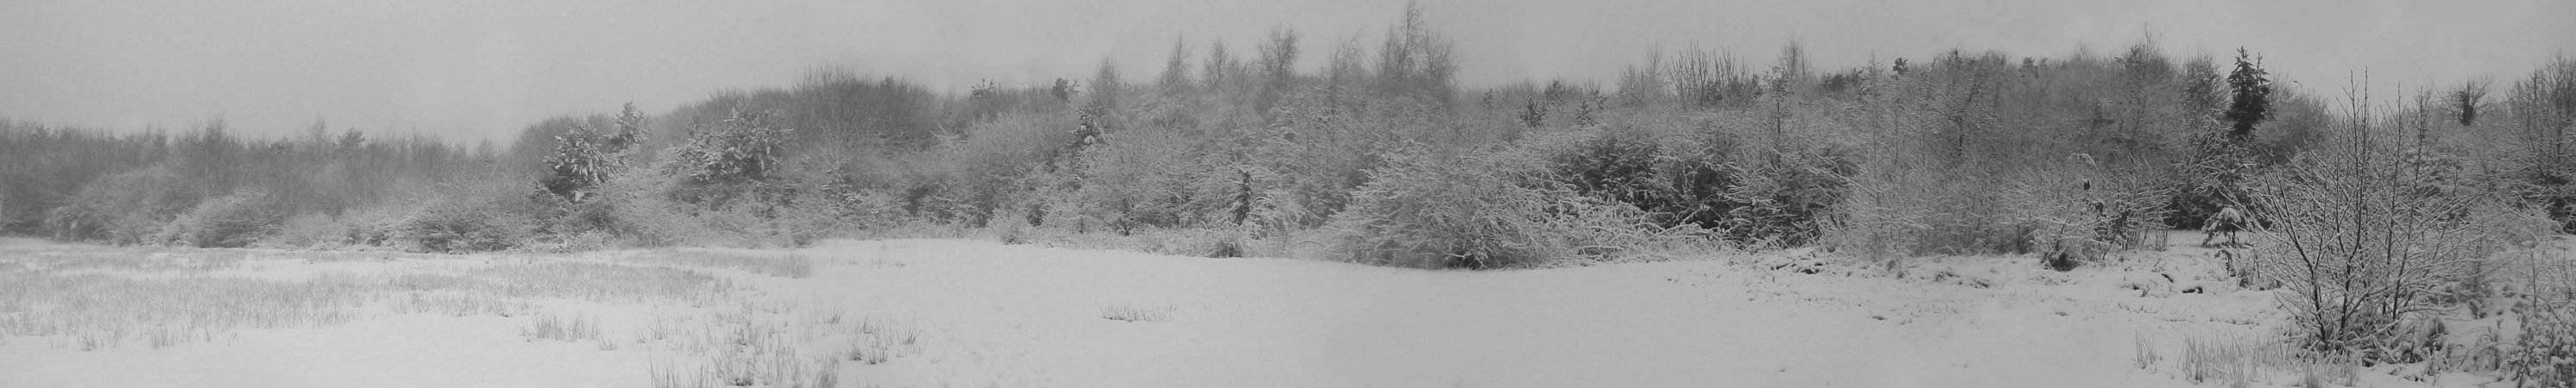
2224 47 2271 139
540 122 609 203
539 102 649 203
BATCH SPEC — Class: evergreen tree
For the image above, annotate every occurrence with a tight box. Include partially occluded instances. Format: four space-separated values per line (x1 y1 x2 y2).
539 103 649 203
2224 47 2271 138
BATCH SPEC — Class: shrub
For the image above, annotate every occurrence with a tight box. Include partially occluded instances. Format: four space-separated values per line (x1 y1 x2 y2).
2168 132 2268 231
1135 228 1257 258
2008 153 2174 268
1067 128 1205 233
1821 154 1934 265
42 165 197 245
592 180 836 249
809 161 914 231
2520 305 2576 387
1720 147 1850 247
662 108 796 208
1202 229 1247 258
167 191 285 248
2510 58 2576 233
1326 144 1556 268
1540 119 1804 243
537 104 649 203
1647 125 1747 231
1325 142 1652 268
264 212 353 248
593 194 712 247
322 203 411 248
2244 127 2519 360
767 187 852 247
1550 125 1666 208
1237 95 1393 231
2499 233 2576 386
375 195 536 253
924 111 1078 226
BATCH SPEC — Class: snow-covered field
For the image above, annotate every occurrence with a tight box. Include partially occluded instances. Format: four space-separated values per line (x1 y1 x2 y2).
0 234 2529 387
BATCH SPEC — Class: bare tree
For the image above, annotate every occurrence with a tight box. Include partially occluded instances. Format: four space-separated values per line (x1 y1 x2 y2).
1157 36 1192 92
1203 41 1237 91
1375 1 1455 105
2450 78 2490 126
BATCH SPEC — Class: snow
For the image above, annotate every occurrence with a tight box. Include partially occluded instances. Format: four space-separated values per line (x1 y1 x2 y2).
0 233 2519 387
0 313 650 388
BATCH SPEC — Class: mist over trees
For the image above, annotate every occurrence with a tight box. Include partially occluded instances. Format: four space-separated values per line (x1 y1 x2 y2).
0 119 488 247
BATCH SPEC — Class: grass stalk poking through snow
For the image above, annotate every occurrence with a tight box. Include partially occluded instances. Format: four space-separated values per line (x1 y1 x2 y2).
520 313 600 342
2179 334 2271 387
0 272 374 350
1099 304 1174 322
2133 334 2162 371
622 249 815 278
2141 332 2363 388
646 303 863 388
0 253 721 350
845 314 922 365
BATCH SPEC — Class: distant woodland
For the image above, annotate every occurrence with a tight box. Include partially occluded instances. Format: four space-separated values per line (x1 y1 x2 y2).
2 4 2572 272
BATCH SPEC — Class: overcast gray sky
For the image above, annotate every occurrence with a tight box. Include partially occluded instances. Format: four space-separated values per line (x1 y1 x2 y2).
3 0 2569 145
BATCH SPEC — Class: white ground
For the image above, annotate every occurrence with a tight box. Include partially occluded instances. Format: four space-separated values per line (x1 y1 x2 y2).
0 233 2523 387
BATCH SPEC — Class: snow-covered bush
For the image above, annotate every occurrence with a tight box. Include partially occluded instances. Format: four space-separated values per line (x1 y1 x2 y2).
1539 118 1842 248
357 181 545 253
166 190 284 248
2502 246 2576 386
2005 153 2173 270
1325 142 1654 268
537 103 648 204
1549 125 1666 210
2510 58 2576 234
374 197 535 253
262 213 350 249
41 165 197 245
1719 147 1850 247
920 111 1078 226
1326 144 1554 268
662 108 797 210
1066 126 1205 233
2518 296 2576 386
2244 127 2522 360
1238 95 1398 231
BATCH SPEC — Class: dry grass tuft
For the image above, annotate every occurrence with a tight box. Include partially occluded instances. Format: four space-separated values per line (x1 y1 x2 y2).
0 272 371 350
1099 304 1174 322
622 249 816 278
641 300 885 388
2133 334 2163 371
843 313 922 365
520 313 601 342
0 243 248 273
2136 332 2361 388
0 241 907 388
0 250 721 350
2179 334 2273 387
